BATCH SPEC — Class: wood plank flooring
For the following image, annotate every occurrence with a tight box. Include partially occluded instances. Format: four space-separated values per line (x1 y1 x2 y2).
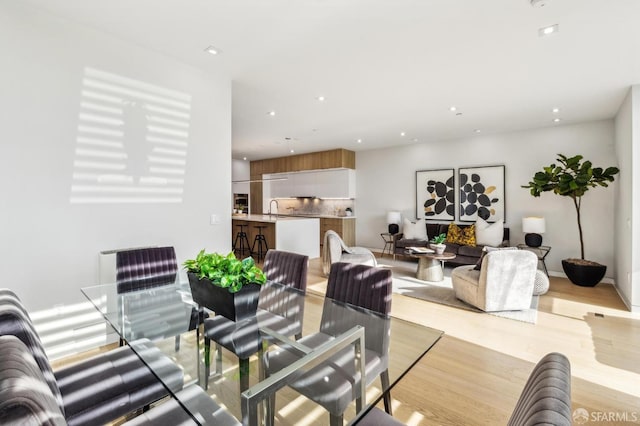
305 256 640 425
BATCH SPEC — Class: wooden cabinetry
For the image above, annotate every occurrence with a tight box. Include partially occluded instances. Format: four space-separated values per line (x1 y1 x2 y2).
320 218 355 247
250 149 355 214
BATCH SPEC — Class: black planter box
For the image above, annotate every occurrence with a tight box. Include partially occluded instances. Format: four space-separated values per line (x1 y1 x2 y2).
187 272 261 321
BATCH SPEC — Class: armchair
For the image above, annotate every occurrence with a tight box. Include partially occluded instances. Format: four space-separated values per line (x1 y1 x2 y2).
450 250 538 311
322 230 376 276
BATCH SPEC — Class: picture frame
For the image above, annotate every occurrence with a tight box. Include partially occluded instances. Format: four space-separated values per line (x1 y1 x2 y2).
458 165 505 222
415 169 455 221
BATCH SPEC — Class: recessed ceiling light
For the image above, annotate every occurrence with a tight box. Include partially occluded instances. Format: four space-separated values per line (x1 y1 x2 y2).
456 112 463 116
204 45 220 55
553 118 561 123
552 107 560 113
243 157 247 161
474 129 481 133
316 96 325 102
539 24 559 37
290 149 295 153
268 111 276 116
449 106 457 112
400 132 406 137
356 139 362 144
412 138 418 142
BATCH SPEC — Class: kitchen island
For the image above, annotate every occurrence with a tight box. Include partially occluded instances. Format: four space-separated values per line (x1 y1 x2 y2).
232 214 320 259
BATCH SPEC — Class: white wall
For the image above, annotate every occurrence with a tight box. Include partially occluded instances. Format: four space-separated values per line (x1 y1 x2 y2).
614 86 640 310
356 120 619 278
232 159 250 195
0 3 232 313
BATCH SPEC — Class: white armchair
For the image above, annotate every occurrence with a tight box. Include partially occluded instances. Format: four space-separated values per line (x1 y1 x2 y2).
322 230 376 276
451 250 538 311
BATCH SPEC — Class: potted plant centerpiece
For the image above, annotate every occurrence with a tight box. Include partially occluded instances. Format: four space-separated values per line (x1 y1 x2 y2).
184 251 267 321
522 154 619 287
429 233 447 255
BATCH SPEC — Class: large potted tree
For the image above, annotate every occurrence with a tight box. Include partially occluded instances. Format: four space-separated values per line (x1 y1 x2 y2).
522 154 619 287
184 251 267 320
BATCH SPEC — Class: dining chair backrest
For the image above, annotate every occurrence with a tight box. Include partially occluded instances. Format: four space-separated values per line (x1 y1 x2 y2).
116 246 178 293
262 250 308 291
0 335 68 425
0 289 65 415
322 263 392 357
325 262 392 315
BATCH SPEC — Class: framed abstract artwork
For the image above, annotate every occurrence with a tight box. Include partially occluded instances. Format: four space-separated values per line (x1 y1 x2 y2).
416 169 455 221
458 165 505 222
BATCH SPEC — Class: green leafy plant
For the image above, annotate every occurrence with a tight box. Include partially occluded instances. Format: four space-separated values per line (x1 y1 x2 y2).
183 251 266 293
522 154 619 260
430 233 447 245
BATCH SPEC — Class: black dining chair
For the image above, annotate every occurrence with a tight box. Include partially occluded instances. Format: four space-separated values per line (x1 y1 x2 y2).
115 246 202 350
203 249 309 392
0 289 183 426
266 262 393 426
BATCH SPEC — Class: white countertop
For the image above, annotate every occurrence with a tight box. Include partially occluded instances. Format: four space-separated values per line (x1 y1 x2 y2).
232 214 320 223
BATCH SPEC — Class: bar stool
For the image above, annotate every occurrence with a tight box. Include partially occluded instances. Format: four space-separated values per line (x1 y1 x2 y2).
251 225 269 261
233 224 251 257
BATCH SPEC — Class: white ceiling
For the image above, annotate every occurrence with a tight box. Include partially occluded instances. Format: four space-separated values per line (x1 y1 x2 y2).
22 0 640 160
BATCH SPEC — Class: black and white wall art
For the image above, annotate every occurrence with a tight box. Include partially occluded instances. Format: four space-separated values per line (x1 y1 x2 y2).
416 169 455 221
458 165 505 222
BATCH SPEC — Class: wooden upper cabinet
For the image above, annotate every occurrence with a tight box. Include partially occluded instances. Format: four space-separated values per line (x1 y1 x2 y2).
252 149 355 175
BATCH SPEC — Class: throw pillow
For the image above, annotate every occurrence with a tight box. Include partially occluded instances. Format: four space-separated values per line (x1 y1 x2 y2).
402 218 428 240
475 217 504 247
473 246 518 270
446 223 476 246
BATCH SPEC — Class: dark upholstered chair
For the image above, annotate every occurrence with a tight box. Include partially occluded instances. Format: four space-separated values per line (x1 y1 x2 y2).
258 249 308 340
508 352 572 426
115 246 202 350
267 262 393 426
123 384 241 426
0 289 183 426
115 246 178 293
203 250 309 392
354 352 572 426
0 335 239 426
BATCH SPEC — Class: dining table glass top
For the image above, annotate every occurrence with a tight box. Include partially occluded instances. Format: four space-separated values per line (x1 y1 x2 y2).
81 278 443 425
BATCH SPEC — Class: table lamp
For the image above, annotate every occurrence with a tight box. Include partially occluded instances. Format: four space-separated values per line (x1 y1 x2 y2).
522 216 545 248
387 211 401 234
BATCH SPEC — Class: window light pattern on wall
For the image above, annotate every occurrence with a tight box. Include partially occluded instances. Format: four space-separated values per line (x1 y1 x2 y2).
70 68 191 204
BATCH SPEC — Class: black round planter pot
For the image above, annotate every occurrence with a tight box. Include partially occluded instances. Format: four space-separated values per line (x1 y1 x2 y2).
561 260 607 287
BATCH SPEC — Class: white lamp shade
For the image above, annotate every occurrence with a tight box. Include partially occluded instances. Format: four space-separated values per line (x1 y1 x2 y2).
522 216 546 234
387 211 402 224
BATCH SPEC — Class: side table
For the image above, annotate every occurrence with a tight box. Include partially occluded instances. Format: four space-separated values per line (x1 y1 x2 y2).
380 232 395 259
517 244 551 276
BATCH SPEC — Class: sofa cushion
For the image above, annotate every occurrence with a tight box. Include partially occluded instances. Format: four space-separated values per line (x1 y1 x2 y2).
458 244 484 258
396 238 428 249
443 242 461 254
402 218 427 240
475 218 504 247
446 223 476 246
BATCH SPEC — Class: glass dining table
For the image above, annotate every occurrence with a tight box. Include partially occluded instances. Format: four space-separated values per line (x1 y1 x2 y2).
81 278 443 425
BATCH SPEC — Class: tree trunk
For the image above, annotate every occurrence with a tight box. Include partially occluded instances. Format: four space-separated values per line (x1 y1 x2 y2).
573 196 585 259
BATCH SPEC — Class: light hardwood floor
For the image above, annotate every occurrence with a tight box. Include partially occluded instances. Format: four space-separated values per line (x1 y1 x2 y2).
53 256 640 425
306 256 640 425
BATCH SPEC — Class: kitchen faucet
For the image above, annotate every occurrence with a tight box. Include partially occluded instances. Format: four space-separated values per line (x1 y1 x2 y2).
268 199 279 217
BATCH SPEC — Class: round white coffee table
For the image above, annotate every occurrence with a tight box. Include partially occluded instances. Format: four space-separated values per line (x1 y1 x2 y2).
410 252 457 282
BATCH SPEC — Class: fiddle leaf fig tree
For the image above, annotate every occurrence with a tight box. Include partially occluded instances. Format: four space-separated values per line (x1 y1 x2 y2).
522 154 619 260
